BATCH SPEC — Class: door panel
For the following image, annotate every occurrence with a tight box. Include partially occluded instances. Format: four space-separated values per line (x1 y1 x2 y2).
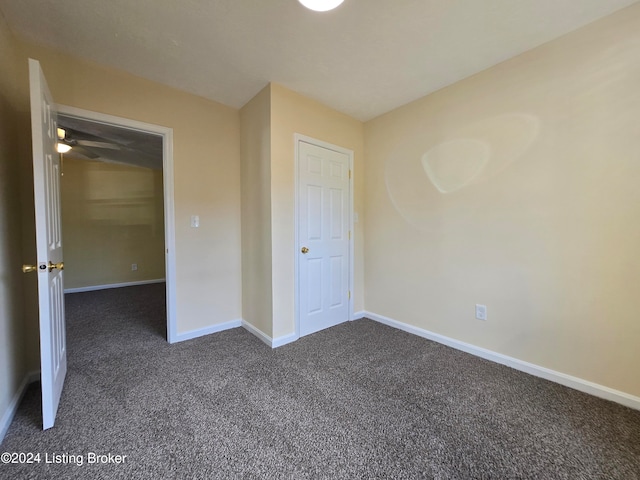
29 58 67 430
330 188 343 239
308 258 323 314
330 256 343 307
298 140 350 337
307 185 322 240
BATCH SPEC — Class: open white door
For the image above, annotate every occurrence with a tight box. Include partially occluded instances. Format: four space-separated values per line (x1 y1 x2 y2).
27 58 67 430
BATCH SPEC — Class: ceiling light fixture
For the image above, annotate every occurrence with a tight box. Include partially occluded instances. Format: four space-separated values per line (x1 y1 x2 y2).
56 127 72 153
298 0 344 12
57 143 72 153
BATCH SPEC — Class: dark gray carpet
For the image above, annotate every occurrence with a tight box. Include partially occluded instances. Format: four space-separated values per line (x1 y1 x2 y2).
1 283 639 479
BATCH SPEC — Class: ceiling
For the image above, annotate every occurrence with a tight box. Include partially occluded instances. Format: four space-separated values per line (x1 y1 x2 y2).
1 0 638 121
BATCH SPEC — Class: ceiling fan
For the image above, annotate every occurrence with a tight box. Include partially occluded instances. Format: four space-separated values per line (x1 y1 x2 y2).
57 127 122 158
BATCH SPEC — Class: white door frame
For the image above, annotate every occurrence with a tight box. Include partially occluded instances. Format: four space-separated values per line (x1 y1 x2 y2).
294 134 354 338
56 105 178 343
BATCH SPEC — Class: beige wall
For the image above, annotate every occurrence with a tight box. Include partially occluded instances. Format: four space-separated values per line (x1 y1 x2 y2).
0 16 27 436
364 5 640 397
270 84 364 338
61 158 165 289
240 85 273 335
15 39 242 347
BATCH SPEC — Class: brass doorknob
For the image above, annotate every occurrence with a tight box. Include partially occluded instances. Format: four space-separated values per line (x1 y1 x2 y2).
48 261 64 272
301 247 309 254
22 264 37 273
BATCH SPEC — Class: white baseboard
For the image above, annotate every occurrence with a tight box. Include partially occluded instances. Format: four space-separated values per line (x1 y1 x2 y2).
353 310 366 320
65 279 166 294
272 332 298 348
242 321 299 349
173 319 242 343
1 371 40 444
242 321 272 347
363 311 640 411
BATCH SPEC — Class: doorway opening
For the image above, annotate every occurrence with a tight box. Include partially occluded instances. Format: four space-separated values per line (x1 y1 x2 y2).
57 106 177 342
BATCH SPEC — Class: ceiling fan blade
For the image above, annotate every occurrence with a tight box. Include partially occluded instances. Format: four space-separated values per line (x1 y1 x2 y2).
71 145 100 159
76 140 121 150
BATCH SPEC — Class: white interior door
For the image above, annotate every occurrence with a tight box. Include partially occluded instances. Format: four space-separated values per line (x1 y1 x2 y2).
298 139 351 337
28 58 67 430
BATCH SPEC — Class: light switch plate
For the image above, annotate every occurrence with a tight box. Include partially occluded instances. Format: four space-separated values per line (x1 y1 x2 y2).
190 215 200 228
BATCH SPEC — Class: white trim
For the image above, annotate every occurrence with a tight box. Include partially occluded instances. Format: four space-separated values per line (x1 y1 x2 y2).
364 311 640 411
241 321 299 349
242 321 272 347
348 151 355 322
294 134 355 336
56 105 178 344
173 319 242 343
353 310 366 320
64 279 165 294
1 371 40 444
294 136 300 338
272 332 299 348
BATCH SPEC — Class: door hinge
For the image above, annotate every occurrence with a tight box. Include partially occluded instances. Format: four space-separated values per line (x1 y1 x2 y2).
349 230 351 240
349 169 351 179
348 290 351 300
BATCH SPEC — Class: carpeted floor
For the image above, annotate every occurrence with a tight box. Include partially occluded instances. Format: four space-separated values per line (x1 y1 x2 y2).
2 283 639 479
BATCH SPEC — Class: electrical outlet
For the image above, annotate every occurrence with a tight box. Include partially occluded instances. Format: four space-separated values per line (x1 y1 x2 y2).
131 263 138 271
475 304 487 321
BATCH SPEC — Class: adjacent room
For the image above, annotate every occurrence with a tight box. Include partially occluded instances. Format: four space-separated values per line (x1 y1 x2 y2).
58 116 166 291
0 0 639 478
